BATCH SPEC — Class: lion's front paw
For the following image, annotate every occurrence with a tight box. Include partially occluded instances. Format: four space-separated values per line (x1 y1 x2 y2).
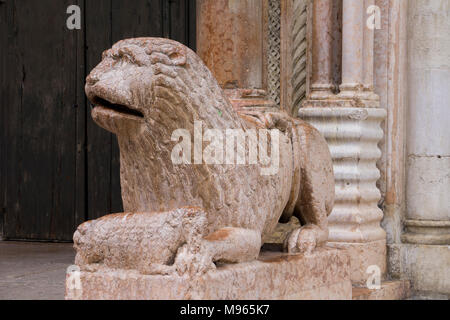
173 244 216 276
283 225 323 255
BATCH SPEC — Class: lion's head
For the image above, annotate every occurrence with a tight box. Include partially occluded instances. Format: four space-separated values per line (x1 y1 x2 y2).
86 37 244 138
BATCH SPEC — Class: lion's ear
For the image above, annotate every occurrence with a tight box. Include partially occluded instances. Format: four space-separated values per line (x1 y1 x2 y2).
166 44 187 66
146 40 188 66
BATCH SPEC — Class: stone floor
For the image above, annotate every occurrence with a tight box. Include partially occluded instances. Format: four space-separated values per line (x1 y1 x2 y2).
0 240 419 300
0 241 75 300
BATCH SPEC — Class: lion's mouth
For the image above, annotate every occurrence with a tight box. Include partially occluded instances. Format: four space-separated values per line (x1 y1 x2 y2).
91 96 144 119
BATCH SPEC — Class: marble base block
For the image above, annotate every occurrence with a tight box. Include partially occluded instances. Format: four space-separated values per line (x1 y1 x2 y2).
352 280 411 300
66 247 351 300
327 240 387 284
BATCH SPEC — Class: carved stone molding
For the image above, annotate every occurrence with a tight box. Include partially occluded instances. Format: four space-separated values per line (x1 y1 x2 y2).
402 220 450 245
298 108 387 241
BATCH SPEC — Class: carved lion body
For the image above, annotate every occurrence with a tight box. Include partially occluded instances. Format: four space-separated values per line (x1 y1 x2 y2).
75 38 334 275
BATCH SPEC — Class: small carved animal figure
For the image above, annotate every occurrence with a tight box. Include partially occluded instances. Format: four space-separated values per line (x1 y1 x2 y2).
75 38 334 275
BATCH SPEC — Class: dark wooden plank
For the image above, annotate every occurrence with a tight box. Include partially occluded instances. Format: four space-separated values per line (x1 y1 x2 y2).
3 0 22 239
169 0 187 44
162 0 170 39
3 0 82 240
0 0 7 238
111 0 163 42
169 0 196 49
85 0 114 220
49 0 84 240
187 0 196 50
74 0 87 230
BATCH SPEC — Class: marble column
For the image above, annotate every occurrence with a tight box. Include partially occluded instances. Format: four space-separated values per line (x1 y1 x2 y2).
402 0 450 246
196 0 273 110
309 0 334 99
299 0 387 283
363 0 376 98
339 0 364 97
383 0 450 296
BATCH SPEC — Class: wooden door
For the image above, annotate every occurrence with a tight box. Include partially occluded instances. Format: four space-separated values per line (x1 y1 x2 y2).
0 0 196 241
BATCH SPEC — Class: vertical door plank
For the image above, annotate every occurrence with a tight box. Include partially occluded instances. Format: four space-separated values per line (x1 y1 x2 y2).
111 0 163 42
74 0 87 231
0 0 7 237
85 0 114 220
170 0 187 44
187 0 197 51
3 0 82 240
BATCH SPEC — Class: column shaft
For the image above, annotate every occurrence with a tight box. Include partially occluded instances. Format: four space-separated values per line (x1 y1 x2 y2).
310 0 334 98
196 0 264 90
340 0 364 93
363 0 375 91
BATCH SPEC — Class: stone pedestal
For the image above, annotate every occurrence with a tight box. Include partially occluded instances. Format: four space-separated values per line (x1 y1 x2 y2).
66 247 351 300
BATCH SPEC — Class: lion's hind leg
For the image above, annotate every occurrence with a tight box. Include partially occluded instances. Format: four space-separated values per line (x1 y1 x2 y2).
284 120 334 254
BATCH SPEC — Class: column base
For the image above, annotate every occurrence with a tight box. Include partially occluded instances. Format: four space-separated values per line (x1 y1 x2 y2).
298 106 387 284
302 96 380 109
388 243 450 295
66 247 352 300
352 280 411 300
402 219 450 245
327 239 387 284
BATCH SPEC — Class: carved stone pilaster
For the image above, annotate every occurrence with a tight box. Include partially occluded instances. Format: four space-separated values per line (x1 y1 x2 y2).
267 0 281 105
297 0 387 284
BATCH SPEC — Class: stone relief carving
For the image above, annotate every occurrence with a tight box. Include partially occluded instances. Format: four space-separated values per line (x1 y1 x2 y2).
74 38 334 276
267 0 281 105
291 0 308 113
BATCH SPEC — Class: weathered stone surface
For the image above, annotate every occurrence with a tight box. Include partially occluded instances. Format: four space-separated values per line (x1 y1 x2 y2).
66 247 351 300
388 243 450 295
328 240 387 285
74 37 336 278
352 280 411 300
196 0 265 90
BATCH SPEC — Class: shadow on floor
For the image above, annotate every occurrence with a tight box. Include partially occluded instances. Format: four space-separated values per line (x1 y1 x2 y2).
0 241 75 300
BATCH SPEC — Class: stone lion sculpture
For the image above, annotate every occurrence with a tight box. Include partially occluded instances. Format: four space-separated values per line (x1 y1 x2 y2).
75 38 334 276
